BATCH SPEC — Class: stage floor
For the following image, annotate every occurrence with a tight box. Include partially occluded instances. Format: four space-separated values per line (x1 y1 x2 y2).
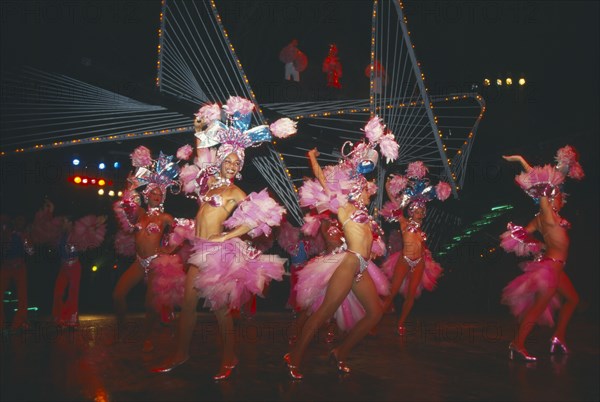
1 312 598 401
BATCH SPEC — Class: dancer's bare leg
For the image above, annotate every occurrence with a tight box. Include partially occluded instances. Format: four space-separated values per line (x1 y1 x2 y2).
113 261 145 337
397 262 424 328
552 271 579 342
289 254 358 367
335 272 383 360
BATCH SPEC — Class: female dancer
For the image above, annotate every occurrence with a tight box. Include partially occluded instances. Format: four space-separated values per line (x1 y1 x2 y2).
112 147 180 351
501 146 583 361
379 163 450 335
153 96 295 379
285 115 398 379
0 215 33 330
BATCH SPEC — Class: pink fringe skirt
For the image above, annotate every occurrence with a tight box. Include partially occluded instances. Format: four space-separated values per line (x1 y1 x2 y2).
148 254 186 313
295 251 390 332
501 257 562 326
381 251 443 298
189 237 285 311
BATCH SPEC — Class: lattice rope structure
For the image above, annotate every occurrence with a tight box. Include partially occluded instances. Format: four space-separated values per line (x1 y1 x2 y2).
0 67 192 155
264 94 484 189
156 0 303 224
264 0 484 211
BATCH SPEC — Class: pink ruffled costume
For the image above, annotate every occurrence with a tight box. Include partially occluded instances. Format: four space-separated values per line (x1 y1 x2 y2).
189 189 286 311
295 251 390 332
501 257 562 326
499 221 564 327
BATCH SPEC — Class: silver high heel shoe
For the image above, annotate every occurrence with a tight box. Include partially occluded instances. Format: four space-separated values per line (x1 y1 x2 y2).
508 343 537 362
550 337 569 354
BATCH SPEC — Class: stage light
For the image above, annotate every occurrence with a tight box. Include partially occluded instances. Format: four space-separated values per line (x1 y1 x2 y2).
506 78 513 86
98 179 106 186
108 190 115 197
483 78 490 86
90 179 97 184
113 162 120 169
82 178 89 184
117 191 123 197
74 176 82 184
99 162 106 170
72 158 80 166
496 79 502 86
92 265 98 272
98 189 104 195
519 78 526 86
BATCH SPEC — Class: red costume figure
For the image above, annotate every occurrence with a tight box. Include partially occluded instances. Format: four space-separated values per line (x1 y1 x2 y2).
279 39 307 82
323 43 342 89
31 200 107 327
0 215 33 330
501 146 583 362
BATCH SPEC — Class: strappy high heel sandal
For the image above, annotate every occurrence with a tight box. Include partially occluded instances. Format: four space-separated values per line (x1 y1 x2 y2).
283 353 303 379
329 349 351 374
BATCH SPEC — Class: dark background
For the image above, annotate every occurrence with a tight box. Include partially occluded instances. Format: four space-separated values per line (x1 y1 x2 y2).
1 1 598 317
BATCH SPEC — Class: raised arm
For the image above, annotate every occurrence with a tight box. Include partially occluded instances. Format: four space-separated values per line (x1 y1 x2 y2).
194 118 206 159
502 154 533 172
307 148 330 194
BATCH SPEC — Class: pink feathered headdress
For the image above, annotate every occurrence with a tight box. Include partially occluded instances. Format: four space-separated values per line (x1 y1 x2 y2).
339 116 400 202
181 96 297 198
515 145 584 201
129 147 184 205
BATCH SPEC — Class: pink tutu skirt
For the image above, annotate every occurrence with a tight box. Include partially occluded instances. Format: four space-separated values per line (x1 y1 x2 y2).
189 237 285 311
295 251 390 332
501 257 562 326
381 251 443 298
149 254 186 313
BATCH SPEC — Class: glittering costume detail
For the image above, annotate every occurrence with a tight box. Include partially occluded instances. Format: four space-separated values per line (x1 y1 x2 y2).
403 255 422 271
138 254 159 275
347 250 369 282
201 194 224 207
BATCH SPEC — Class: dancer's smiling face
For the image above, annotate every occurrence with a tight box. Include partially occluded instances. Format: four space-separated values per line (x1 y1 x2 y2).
220 153 242 180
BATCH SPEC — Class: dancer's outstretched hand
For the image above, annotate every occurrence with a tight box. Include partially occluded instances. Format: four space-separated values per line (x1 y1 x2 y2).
502 155 523 163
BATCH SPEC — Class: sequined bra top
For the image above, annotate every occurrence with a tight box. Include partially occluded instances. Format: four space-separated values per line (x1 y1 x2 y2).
200 194 224 208
341 209 370 227
134 221 161 234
